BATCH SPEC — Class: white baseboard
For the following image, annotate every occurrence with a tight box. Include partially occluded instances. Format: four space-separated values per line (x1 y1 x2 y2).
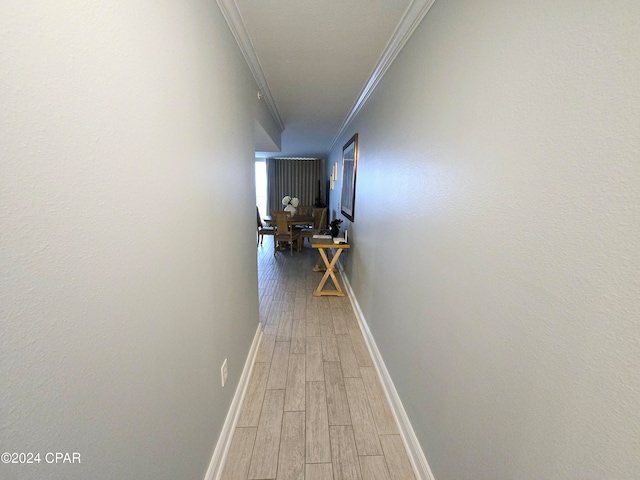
204 323 263 480
338 268 436 480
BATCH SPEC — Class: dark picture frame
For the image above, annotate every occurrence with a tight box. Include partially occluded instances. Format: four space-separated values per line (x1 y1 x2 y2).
340 133 358 221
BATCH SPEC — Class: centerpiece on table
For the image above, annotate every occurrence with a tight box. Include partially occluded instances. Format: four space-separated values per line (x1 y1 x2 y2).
282 195 300 216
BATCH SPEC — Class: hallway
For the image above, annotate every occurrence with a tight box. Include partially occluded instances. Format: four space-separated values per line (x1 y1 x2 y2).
220 237 416 479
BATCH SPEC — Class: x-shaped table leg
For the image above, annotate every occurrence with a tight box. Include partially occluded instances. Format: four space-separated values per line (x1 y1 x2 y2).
313 248 345 296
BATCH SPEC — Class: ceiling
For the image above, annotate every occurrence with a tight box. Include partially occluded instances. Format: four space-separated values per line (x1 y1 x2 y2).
218 0 434 159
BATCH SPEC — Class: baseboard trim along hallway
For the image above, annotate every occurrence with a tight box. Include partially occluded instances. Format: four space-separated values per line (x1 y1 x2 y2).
204 323 263 480
338 265 436 480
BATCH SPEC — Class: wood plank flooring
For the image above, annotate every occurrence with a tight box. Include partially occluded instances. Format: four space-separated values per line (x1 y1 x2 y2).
221 236 415 480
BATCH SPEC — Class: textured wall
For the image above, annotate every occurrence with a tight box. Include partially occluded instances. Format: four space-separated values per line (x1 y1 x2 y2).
1 2 259 479
329 0 640 478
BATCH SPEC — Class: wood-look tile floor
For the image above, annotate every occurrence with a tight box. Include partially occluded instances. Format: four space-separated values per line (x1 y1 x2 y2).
221 236 416 480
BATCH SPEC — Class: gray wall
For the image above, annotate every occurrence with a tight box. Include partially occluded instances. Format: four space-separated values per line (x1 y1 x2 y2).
329 0 640 478
1 2 260 479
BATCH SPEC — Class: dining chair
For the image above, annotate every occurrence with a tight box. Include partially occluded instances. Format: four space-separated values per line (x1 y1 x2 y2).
257 207 274 246
300 207 327 246
271 210 301 256
297 205 313 217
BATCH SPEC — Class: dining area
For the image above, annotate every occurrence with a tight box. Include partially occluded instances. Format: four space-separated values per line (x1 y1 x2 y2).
257 198 351 297
255 157 352 297
256 201 328 256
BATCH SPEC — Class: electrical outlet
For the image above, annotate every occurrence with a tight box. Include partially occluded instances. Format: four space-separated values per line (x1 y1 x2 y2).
221 359 228 387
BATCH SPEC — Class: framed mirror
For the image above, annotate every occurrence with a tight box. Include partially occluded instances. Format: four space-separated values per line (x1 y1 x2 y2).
340 133 358 221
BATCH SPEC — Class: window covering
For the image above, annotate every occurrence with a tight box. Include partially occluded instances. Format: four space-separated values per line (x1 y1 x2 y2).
266 158 324 213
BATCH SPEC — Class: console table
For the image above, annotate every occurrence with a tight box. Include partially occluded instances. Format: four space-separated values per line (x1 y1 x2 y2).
311 237 350 296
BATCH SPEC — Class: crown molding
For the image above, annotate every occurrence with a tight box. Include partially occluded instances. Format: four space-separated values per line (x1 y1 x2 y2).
329 0 436 152
216 0 285 133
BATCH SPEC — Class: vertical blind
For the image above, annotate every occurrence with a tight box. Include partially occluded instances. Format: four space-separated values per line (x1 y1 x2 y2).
266 158 324 214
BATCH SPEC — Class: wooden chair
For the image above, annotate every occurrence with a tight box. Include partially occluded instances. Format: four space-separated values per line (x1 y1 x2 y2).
312 207 328 229
297 205 313 217
271 210 301 256
300 207 327 246
257 207 274 245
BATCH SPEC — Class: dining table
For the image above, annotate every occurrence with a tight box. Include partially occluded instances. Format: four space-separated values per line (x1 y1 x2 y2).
263 214 315 227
